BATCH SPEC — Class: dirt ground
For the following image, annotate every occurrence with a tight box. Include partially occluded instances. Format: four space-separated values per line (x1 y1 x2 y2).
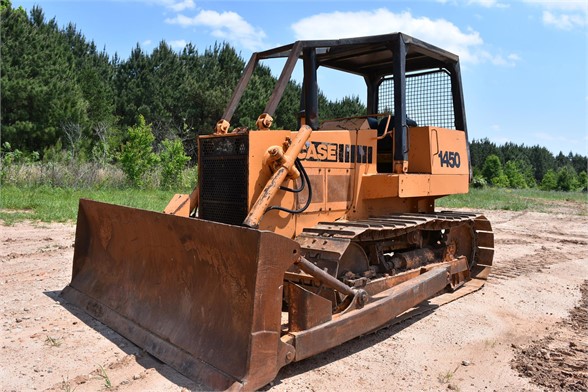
1 207 587 392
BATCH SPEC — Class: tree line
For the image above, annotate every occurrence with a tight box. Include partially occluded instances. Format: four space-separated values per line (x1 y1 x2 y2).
0 1 364 160
470 139 587 191
1 1 586 191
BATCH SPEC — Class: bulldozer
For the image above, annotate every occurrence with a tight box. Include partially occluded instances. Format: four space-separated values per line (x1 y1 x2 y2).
62 33 494 391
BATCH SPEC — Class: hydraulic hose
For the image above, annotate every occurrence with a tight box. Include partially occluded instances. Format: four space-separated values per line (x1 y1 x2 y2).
266 158 312 214
242 125 313 228
279 159 306 193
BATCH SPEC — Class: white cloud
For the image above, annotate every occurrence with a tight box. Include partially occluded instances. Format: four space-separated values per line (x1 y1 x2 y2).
532 132 586 155
534 131 581 144
167 0 195 12
523 0 587 12
291 9 519 66
523 0 587 30
542 10 586 30
166 10 266 51
150 0 195 12
436 0 509 8
169 39 187 49
479 50 521 67
467 0 509 8
142 39 152 46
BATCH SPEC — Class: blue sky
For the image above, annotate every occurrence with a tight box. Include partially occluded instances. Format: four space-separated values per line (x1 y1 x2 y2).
11 0 588 156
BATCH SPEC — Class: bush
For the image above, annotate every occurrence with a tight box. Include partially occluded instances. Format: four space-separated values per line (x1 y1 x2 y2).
118 115 159 187
472 175 487 188
482 154 503 185
159 139 190 189
540 169 557 191
42 139 73 164
556 165 579 192
491 173 510 188
578 171 588 192
0 160 127 189
504 160 528 189
1 142 39 183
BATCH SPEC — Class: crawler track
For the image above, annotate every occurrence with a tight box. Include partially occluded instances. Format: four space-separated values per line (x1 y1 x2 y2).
292 211 494 306
297 211 493 276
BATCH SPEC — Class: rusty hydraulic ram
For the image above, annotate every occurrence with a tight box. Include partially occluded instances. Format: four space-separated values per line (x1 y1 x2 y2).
243 125 313 228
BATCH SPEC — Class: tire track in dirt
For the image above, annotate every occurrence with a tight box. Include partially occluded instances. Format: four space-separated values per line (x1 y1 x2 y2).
485 209 588 285
489 248 575 283
497 230 588 246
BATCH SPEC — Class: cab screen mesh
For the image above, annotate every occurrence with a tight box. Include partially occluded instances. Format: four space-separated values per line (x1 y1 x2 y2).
378 69 455 129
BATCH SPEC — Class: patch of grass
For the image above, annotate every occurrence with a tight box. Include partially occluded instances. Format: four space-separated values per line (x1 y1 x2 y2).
437 188 587 215
97 365 112 389
60 376 77 392
1 185 586 224
44 335 62 347
0 185 187 224
437 370 454 384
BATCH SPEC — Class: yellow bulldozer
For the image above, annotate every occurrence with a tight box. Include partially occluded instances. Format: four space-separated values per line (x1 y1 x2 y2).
62 33 494 391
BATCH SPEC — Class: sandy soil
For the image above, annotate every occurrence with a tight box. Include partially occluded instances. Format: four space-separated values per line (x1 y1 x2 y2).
1 208 587 392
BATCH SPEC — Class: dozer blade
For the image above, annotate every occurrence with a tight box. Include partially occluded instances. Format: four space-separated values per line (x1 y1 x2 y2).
61 199 300 391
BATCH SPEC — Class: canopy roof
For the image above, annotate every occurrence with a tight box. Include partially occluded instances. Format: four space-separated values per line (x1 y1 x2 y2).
257 33 459 78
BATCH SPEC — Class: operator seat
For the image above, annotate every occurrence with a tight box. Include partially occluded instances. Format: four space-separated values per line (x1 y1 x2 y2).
375 115 418 173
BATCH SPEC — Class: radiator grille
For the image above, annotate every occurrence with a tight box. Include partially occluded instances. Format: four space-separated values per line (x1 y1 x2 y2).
199 136 249 225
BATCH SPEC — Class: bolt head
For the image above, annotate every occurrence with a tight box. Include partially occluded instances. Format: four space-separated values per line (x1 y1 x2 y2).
286 351 294 362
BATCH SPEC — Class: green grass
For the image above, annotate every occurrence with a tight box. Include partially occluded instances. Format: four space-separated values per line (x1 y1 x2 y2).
437 370 455 384
97 365 112 389
44 335 63 347
437 188 587 214
0 185 586 224
0 185 185 224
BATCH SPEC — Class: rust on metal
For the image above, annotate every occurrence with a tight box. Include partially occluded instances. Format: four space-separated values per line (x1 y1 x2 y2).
163 185 199 217
62 199 300 391
287 283 332 332
256 113 273 130
295 256 356 297
63 33 497 392
243 125 312 228
215 119 230 134
289 266 450 361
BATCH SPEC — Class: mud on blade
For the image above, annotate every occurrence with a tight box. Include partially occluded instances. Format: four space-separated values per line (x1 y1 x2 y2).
62 199 300 391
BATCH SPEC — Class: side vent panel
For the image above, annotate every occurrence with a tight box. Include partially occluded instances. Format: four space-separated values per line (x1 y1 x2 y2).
199 136 249 225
